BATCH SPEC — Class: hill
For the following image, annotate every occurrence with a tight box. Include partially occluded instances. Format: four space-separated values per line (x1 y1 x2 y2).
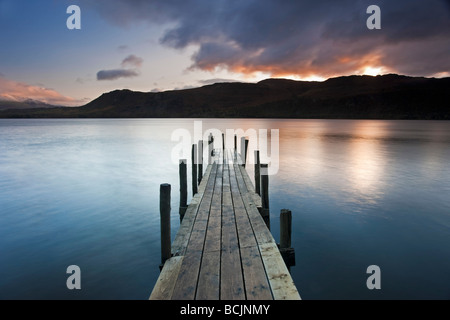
0 99 60 111
1 74 449 119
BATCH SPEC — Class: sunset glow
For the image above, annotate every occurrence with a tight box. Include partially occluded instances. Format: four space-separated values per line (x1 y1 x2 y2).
0 1 448 106
362 66 385 76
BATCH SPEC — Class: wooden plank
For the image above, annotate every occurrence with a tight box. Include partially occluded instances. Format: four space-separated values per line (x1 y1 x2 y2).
228 163 258 249
171 163 219 299
185 165 216 252
187 219 209 252
228 162 273 300
197 158 222 299
239 164 262 208
196 251 220 300
259 242 301 300
203 218 221 253
198 163 213 194
171 164 214 256
240 246 273 300
149 256 184 300
171 250 203 300
221 182 245 301
221 210 245 300
203 164 222 253
234 164 275 245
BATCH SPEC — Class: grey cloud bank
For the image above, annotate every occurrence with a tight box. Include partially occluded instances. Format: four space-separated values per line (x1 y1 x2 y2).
83 0 450 78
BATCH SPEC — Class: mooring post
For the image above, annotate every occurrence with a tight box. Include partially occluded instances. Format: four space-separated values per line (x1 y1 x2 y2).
260 164 270 229
222 133 225 150
234 134 237 152
244 138 249 168
240 137 249 167
240 136 245 164
254 150 261 196
192 144 198 195
208 133 214 164
160 183 171 266
280 209 292 249
198 140 203 185
280 209 295 270
179 159 187 222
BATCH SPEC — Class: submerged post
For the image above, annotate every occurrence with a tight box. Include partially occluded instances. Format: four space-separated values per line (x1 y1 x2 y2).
179 159 187 222
192 144 198 195
254 150 261 196
160 183 171 266
279 209 295 270
280 209 292 249
198 140 203 185
260 164 270 229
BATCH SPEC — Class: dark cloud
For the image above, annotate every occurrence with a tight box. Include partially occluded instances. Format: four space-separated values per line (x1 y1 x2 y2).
84 0 450 77
97 69 139 80
97 54 143 80
198 78 240 85
121 54 143 68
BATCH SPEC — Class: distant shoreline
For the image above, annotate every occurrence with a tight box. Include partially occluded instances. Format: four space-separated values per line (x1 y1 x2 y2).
1 74 449 120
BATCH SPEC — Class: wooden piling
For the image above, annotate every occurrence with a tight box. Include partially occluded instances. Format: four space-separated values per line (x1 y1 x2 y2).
240 137 249 168
208 133 214 164
192 144 198 195
222 133 225 150
254 150 260 196
179 160 188 221
260 164 270 229
198 140 203 185
280 209 292 249
245 139 249 165
160 183 171 265
279 209 295 269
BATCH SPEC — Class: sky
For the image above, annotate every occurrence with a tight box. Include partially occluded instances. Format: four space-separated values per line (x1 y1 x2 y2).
0 0 449 106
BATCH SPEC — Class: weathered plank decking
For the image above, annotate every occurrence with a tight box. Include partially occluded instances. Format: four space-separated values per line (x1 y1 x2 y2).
149 149 300 300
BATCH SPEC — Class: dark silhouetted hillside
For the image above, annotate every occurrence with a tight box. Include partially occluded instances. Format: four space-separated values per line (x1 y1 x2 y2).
1 74 449 119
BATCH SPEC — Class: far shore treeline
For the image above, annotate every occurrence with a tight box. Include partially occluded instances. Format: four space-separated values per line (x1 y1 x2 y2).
1 74 449 119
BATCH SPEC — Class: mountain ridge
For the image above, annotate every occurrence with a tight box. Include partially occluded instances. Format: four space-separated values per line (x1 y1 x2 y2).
1 74 449 119
0 99 61 110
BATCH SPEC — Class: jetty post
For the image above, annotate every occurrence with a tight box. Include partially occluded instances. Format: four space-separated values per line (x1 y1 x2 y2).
198 140 203 185
280 209 292 249
240 137 249 168
179 159 188 222
192 144 198 195
208 133 214 164
159 183 171 266
260 163 270 229
279 209 295 270
254 150 261 196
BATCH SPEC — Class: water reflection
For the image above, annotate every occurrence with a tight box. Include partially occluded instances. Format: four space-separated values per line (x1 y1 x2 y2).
347 122 387 204
276 120 389 209
1 119 449 299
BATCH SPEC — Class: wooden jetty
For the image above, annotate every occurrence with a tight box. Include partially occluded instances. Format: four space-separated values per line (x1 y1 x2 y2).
150 147 300 300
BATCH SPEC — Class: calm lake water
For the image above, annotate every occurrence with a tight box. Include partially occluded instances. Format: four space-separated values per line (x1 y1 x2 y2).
0 119 449 300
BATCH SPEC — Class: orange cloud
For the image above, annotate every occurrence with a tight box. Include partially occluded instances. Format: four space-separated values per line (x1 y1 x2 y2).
0 76 79 106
